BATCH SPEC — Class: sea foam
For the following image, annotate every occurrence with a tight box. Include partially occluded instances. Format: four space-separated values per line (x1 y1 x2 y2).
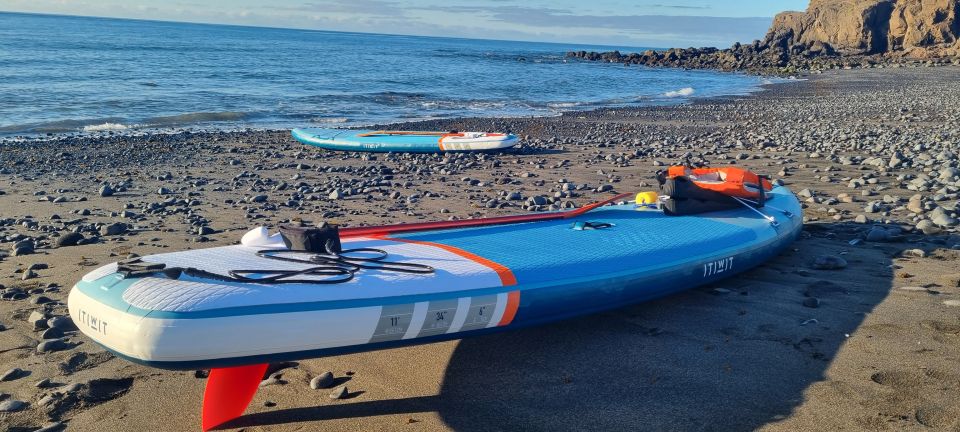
83 122 130 132
664 87 695 97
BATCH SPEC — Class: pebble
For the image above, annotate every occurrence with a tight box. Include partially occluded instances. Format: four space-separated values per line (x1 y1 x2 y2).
56 231 84 247
0 368 27 381
28 311 49 330
710 288 732 295
101 222 127 236
329 385 349 399
41 327 65 339
47 316 76 330
865 227 890 242
35 422 66 432
37 338 71 353
310 371 335 389
900 249 927 258
811 255 847 270
915 220 941 235
802 297 821 308
99 184 115 197
0 399 27 412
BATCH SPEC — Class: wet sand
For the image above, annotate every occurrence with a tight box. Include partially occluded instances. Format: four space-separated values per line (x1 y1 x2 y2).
1 66 959 432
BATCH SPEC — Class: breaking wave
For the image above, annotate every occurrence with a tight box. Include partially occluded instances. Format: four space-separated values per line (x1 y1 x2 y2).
664 87 695 97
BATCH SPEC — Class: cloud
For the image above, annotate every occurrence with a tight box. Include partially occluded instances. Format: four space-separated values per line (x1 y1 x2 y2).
418 4 771 46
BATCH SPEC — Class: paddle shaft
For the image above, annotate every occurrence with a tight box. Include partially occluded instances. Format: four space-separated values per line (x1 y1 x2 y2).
340 192 633 238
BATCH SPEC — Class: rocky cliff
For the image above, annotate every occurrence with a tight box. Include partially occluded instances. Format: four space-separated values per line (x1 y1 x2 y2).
767 0 960 57
567 0 960 73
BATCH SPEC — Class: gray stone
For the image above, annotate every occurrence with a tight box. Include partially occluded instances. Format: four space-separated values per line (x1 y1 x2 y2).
802 297 821 308
101 222 127 236
56 232 84 247
35 421 66 432
99 185 115 197
310 371 335 389
29 311 48 330
0 368 26 382
866 227 890 242
47 316 76 331
37 338 70 353
901 249 927 258
916 219 941 235
812 255 847 270
329 385 349 399
41 327 64 339
0 399 27 412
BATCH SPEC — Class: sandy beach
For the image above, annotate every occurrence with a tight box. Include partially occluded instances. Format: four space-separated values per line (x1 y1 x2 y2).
1 66 959 432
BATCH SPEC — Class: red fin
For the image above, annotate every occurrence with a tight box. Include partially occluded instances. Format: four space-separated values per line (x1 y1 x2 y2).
202 363 268 431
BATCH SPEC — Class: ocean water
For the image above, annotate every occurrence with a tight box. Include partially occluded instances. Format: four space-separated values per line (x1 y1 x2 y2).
0 12 769 136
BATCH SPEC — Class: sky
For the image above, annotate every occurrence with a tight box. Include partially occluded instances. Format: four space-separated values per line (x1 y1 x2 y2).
0 0 810 47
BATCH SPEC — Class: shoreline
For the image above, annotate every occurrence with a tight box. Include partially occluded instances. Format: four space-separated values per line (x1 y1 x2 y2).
1 70 792 146
1 67 959 431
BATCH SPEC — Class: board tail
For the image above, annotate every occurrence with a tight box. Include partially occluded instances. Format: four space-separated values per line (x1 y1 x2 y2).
201 363 268 431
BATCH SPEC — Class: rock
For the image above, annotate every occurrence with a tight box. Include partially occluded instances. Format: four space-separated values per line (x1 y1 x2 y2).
41 327 65 339
916 219 941 235
197 226 215 236
329 385 349 399
710 288 732 295
310 371 335 389
328 190 343 200
931 212 958 227
158 187 172 195
29 311 49 330
37 338 70 353
31 295 51 304
0 368 27 381
854 215 869 224
866 227 890 242
98 185 115 197
101 222 127 236
22 269 38 280
56 232 84 247
812 255 847 270
901 248 927 258
12 240 34 256
802 297 821 308
251 194 268 203
47 316 76 331
35 422 66 432
767 0 960 58
0 399 27 412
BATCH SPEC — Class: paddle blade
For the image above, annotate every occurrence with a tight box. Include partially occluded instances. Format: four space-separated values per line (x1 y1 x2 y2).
201 363 268 431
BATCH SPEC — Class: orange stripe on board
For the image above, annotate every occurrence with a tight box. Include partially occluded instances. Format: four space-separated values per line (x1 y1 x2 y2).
371 234 517 286
498 291 520 326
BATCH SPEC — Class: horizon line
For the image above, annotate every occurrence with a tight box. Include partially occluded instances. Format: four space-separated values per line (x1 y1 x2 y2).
0 9 755 51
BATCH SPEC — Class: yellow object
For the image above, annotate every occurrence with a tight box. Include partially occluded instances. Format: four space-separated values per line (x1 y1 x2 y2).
635 191 659 205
